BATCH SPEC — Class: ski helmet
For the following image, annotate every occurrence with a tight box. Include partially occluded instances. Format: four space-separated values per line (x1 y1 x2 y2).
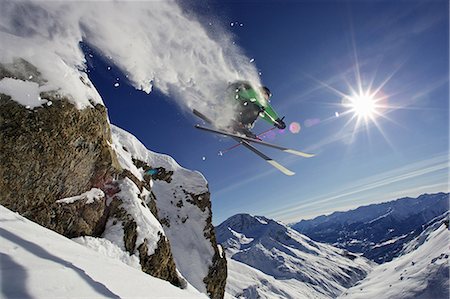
260 86 272 99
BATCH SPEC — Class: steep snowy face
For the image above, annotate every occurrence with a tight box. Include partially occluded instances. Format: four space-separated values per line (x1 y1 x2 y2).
217 214 374 298
340 215 449 299
110 125 226 298
292 193 449 263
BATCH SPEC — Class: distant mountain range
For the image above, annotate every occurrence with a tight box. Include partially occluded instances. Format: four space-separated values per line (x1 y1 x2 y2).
216 214 373 298
216 194 449 298
339 213 449 299
291 193 449 263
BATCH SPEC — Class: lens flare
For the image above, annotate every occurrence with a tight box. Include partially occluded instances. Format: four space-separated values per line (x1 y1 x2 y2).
289 122 301 134
304 118 321 128
264 130 277 140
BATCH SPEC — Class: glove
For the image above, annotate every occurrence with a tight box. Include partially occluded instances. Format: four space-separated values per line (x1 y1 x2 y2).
275 117 286 129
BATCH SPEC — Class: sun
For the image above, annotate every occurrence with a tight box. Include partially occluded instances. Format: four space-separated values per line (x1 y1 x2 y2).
344 91 378 120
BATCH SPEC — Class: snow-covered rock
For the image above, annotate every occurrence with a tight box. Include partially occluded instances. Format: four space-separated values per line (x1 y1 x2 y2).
339 215 449 299
111 125 227 298
217 214 374 298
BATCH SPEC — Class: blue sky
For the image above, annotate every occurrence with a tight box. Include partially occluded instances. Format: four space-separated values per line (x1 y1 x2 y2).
86 0 449 225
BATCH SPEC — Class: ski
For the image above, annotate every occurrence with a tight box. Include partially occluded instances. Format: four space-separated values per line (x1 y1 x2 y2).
193 109 297 176
219 127 277 154
238 139 295 176
194 124 315 158
193 109 214 124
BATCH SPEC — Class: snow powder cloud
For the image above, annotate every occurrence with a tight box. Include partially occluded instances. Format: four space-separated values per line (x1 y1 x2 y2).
0 0 261 125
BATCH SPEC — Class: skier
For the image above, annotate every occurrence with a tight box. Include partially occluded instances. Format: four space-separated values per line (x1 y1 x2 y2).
227 81 286 138
193 83 314 175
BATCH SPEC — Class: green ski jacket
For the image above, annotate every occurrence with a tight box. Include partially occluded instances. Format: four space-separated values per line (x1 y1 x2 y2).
227 81 285 129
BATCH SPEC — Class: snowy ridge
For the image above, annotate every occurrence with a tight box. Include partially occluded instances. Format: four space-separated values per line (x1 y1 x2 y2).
217 214 374 298
340 219 449 299
366 207 393 224
110 125 216 294
0 205 206 299
0 77 54 109
401 211 449 255
370 234 409 249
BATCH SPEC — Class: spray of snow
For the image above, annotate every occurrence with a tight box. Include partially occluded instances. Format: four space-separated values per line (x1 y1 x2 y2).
0 0 261 126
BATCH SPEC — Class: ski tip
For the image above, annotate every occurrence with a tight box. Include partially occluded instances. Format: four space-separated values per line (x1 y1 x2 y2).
284 149 315 158
267 160 295 176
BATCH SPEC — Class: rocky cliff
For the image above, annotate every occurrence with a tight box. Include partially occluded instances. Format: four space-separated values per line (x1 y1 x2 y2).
110 125 227 299
0 59 226 298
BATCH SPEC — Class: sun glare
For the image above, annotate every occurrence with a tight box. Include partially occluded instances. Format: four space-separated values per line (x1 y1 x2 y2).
345 91 378 119
303 27 402 149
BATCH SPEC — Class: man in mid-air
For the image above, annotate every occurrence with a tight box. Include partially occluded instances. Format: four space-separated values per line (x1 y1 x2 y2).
227 80 286 139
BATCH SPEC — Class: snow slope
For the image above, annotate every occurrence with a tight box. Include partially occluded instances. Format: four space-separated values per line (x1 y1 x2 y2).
0 205 206 299
339 219 449 299
217 214 374 298
226 257 326 299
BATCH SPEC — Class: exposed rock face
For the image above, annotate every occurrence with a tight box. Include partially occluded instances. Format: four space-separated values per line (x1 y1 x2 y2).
54 190 108 238
138 233 183 288
204 243 227 299
0 91 119 236
1 60 118 235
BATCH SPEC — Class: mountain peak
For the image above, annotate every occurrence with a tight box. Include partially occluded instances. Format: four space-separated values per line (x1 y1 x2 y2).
220 213 274 228
216 213 373 298
216 213 287 248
